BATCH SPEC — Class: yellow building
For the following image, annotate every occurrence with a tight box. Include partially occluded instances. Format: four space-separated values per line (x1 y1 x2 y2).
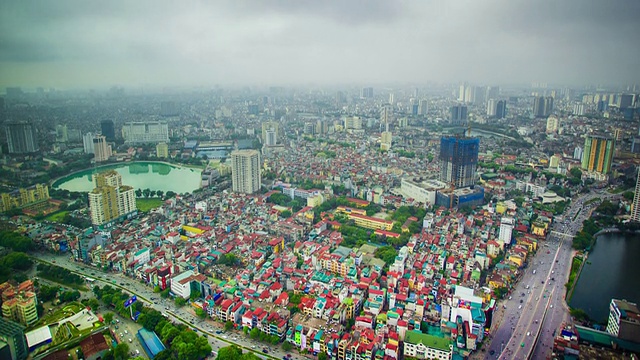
88 186 119 226
156 142 169 158
1 292 38 326
495 202 507 214
531 222 548 236
349 213 393 231
0 183 50 212
507 254 524 267
268 237 285 254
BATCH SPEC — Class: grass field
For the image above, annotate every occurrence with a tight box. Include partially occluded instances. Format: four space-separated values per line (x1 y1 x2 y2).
137 198 164 212
45 210 69 222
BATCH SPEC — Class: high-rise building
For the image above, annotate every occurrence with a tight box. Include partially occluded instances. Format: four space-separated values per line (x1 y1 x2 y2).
632 167 640 222
487 100 507 119
388 93 395 105
440 136 480 188
485 86 500 103
606 299 640 342
261 121 279 144
156 142 169 158
458 83 468 102
55 124 68 143
344 116 363 130
0 184 49 213
5 121 38 154
546 116 560 134
100 120 115 141
573 103 585 116
121 122 169 144
265 129 277 146
618 94 634 109
380 131 392 151
450 105 468 125
93 135 112 162
231 150 261 194
83 133 95 154
360 87 374 99
533 96 554 117
380 105 392 125
487 99 497 117
499 217 514 245
496 100 507 119
581 135 615 174
573 147 583 161
88 171 137 226
418 99 428 116
160 101 179 116
0 317 28 360
89 186 119 226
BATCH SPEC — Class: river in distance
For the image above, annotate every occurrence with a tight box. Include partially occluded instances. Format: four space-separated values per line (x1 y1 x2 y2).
53 161 202 194
569 232 640 323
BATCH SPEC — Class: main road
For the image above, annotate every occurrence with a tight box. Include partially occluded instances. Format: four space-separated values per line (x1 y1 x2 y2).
486 190 618 359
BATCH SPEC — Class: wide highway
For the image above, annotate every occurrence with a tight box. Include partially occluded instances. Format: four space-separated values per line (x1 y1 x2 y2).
486 190 616 359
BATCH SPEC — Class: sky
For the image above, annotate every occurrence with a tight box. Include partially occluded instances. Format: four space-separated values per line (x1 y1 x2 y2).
1 0 639 89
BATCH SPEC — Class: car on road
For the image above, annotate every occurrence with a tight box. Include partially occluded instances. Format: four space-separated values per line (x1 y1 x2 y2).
489 350 495 355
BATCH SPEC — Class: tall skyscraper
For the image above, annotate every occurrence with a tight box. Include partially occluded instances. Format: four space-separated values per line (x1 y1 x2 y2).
495 100 507 119
418 99 429 116
380 131 392 151
83 132 95 154
89 170 136 226
450 105 468 125
440 136 480 188
546 116 560 133
360 87 374 99
581 135 615 174
262 121 279 144
5 121 38 154
101 120 115 141
231 150 262 194
265 129 277 146
573 103 585 116
618 94 634 109
121 122 169 144
632 167 640 222
0 317 28 360
533 96 554 117
93 135 112 162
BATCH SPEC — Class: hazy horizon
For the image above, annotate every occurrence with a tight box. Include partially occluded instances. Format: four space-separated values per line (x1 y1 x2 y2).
2 0 640 89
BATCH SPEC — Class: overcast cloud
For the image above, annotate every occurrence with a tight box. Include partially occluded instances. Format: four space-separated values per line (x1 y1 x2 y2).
1 0 639 89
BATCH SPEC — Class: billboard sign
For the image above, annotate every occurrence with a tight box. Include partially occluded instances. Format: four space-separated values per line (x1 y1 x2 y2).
124 295 137 308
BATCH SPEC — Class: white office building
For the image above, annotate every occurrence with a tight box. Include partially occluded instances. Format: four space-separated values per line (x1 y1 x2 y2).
170 270 194 299
122 121 169 144
83 132 95 154
400 178 448 205
499 217 514 245
231 150 262 194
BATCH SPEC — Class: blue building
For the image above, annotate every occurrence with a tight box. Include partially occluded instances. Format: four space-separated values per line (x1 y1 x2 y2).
440 136 479 188
137 328 165 359
435 186 484 209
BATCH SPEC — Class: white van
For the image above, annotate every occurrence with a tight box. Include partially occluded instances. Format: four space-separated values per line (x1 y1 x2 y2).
136 350 140 355
527 332 531 336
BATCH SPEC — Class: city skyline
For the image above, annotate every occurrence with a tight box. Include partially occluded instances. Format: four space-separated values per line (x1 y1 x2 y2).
1 1 640 88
